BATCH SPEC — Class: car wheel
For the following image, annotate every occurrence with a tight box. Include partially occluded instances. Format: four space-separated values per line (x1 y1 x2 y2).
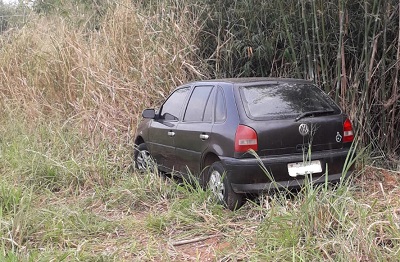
134 143 156 172
208 162 244 210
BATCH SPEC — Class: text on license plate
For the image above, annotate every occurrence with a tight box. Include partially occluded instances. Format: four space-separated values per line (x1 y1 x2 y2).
287 160 322 177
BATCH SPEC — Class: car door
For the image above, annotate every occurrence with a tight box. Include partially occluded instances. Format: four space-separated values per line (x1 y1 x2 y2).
147 87 191 172
174 85 215 175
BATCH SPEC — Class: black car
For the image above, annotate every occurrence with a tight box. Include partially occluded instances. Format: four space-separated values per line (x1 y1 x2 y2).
134 78 355 210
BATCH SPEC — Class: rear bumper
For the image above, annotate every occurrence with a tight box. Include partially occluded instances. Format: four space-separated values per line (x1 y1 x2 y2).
231 171 351 193
220 148 354 194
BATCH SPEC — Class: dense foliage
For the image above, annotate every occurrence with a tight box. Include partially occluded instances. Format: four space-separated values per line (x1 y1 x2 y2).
137 0 400 161
2 0 398 159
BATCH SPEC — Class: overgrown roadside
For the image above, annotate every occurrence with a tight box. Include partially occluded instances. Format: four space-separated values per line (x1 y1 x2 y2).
0 0 399 260
0 115 399 260
1 136 400 261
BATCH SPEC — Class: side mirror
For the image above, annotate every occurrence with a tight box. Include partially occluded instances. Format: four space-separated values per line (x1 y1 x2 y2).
142 109 156 119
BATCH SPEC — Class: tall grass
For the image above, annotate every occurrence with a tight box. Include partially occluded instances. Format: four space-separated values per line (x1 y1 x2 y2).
0 0 207 148
187 0 399 162
251 180 400 261
1 0 398 160
0 2 210 259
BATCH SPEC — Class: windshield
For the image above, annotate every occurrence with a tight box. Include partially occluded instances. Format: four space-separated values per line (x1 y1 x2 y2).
239 83 340 120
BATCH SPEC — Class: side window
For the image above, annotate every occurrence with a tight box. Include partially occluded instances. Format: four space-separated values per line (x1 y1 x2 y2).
183 86 214 122
203 88 215 122
160 87 190 121
215 88 227 122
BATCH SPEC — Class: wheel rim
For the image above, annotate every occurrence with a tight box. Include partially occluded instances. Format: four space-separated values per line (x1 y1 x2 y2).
136 149 153 171
209 170 225 203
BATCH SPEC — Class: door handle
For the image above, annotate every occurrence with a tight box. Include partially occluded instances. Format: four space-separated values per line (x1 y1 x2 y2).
168 131 175 137
199 134 209 140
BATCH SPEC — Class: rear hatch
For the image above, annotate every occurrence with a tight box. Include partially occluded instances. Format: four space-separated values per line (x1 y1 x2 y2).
238 82 345 156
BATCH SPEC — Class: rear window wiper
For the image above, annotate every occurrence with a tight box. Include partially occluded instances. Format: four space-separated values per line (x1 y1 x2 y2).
295 109 334 122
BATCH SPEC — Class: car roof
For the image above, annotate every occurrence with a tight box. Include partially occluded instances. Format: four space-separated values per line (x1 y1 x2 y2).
180 77 313 88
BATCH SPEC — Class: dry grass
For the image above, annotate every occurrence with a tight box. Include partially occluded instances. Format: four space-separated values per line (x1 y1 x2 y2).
0 0 207 149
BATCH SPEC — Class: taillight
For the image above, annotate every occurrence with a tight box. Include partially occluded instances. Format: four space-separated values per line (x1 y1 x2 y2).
343 118 354 143
235 125 258 152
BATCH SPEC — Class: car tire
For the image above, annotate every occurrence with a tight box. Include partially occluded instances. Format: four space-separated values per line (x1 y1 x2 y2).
208 162 244 210
134 143 156 173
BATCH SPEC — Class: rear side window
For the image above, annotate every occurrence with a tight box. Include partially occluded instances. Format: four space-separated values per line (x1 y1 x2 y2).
239 83 340 120
160 87 190 121
215 88 226 122
184 86 214 122
203 88 215 122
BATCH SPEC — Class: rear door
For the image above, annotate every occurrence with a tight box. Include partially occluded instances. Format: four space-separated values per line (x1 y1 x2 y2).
238 83 344 156
147 87 190 172
174 85 215 175
249 116 345 156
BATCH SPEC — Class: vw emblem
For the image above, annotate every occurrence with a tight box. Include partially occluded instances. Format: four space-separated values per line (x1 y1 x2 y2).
299 123 309 136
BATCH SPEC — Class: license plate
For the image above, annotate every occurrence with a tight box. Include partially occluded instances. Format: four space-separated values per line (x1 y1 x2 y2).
287 160 322 177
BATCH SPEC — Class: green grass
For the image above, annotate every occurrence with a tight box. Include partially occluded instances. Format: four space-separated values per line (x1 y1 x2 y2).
0 117 399 260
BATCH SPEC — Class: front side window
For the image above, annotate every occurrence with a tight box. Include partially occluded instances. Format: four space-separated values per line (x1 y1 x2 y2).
183 86 214 122
160 87 190 121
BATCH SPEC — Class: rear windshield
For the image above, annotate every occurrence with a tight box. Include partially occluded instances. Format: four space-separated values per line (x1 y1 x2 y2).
239 83 340 120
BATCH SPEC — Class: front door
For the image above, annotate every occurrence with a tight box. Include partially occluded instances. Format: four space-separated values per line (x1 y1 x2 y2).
174 85 215 175
147 87 190 172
